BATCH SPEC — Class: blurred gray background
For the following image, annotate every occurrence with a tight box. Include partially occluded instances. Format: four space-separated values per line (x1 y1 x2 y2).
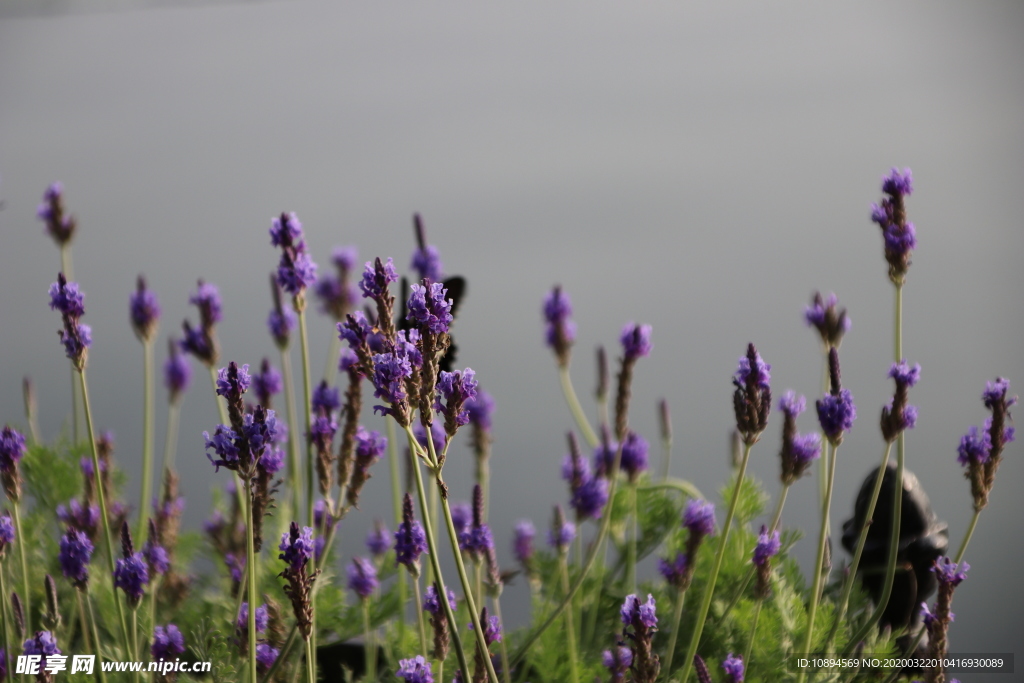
1 0 1022 675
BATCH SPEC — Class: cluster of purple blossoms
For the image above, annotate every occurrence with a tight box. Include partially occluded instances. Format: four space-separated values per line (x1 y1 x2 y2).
236 602 269 635
543 286 576 366
0 425 26 474
315 246 359 319
181 280 221 366
370 346 414 422
49 274 92 367
620 323 653 362
396 655 434 683
804 292 850 348
436 368 478 437
407 282 454 334
270 212 318 296
957 426 990 466
603 646 633 682
815 348 856 445
423 583 456 662
151 624 186 661
469 612 502 647
311 381 341 415
366 521 390 558
252 359 282 409
411 215 444 282
279 524 315 571
753 525 781 599
267 276 298 350
684 499 716 540
129 275 161 342
23 631 60 657
37 182 76 245
657 552 688 589
870 167 917 283
778 391 821 485
216 363 251 399
733 344 771 445
395 493 428 577
512 519 535 569
256 643 280 672
144 522 171 576
620 594 660 683
114 550 149 609
56 500 100 540
347 557 378 600
359 257 399 302
0 514 13 558
722 653 745 683
279 523 318 640
547 505 576 554
465 389 495 431
163 339 191 401
922 557 970 666
346 427 387 509
460 485 495 564
960 378 1016 511
423 585 457 616
620 431 649 481
880 360 921 443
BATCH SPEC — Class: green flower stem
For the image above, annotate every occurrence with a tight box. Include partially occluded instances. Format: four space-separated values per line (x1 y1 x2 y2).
796 441 839 683
403 427 473 681
421 429 500 683
895 284 903 361
75 588 91 657
78 369 133 658
10 504 31 637
296 306 315 529
743 598 763 669
660 427 672 482
825 442 894 651
280 346 303 523
490 595 512 683
386 419 409 642
954 509 980 565
85 587 109 683
678 441 753 683
244 478 259 683
558 367 598 449
131 608 140 683
411 574 428 658
627 482 638 593
305 637 316 683
557 555 580 683
662 587 687 675
138 338 155 544
841 434 904 655
637 478 705 502
579 527 608 650
322 331 341 386
0 561 10 678
818 353 829 512
510 444 626 670
363 598 375 683
161 401 181 473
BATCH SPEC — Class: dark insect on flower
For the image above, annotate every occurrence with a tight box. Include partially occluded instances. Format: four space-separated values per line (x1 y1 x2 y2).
733 343 771 445
37 182 76 246
804 292 850 348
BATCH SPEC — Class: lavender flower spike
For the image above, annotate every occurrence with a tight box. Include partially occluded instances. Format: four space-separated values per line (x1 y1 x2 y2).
512 519 536 569
37 182 76 245
394 493 428 577
407 281 454 334
163 338 191 401
816 348 856 445
0 425 26 505
733 343 771 445
722 653 745 683
683 499 716 540
881 360 921 442
620 323 653 361
396 655 435 683
0 514 14 558
805 292 851 348
151 623 186 660
753 525 780 598
779 391 821 485
59 528 93 590
347 557 378 599
436 368 478 437
620 594 660 683
114 523 149 608
270 212 318 297
130 275 160 342
49 274 92 368
548 505 575 554
870 167 916 283
543 286 576 367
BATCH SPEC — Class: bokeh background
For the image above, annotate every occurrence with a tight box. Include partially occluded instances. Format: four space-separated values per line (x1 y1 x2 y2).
1 1 1022 676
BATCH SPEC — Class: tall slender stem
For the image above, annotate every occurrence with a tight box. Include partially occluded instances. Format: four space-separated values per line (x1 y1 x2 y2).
296 308 315 529
75 588 91 654
796 441 839 683
825 442 893 651
558 556 580 683
80 369 135 660
280 348 303 523
411 575 428 659
305 638 315 683
660 428 672 482
322 333 341 386
678 441 753 683
663 587 687 675
743 598 763 669
954 510 980 565
404 429 472 680
138 339 155 543
491 596 512 683
10 505 31 637
558 367 598 448
627 483 638 593
0 562 9 678
244 479 259 683
161 401 181 473
85 587 109 683
131 608 140 683
386 418 408 642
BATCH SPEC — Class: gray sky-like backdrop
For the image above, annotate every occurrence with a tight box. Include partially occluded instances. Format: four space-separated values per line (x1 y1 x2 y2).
1 1 1022 674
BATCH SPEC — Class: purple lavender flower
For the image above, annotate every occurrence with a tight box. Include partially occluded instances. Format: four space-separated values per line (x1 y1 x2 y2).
571 476 609 520
267 306 297 345
466 389 495 431
932 557 969 587
346 427 387 508
562 450 592 485
733 343 772 444
603 647 633 681
436 368 478 436
59 528 92 589
620 593 657 629
722 653 745 683
57 500 100 539
270 212 318 295
547 507 576 553
779 391 806 418
734 348 771 389
920 601 938 629
396 655 434 683
468 614 502 644
49 277 85 317
753 526 781 567
805 292 851 348
0 514 13 555
395 494 428 575
113 553 149 607
620 431 649 480
311 381 341 415
338 310 373 350
163 340 191 400
255 643 279 671
881 167 914 197
817 389 857 445
423 584 457 617
890 360 921 388
224 553 244 583
413 422 448 457
880 360 922 440
543 286 576 365
151 624 186 660
315 246 359 319
513 519 535 567
451 503 471 543
411 239 444 283
683 499 716 538
658 552 688 588
37 182 76 245
371 349 413 419
279 524 315 571
216 363 251 400
778 391 822 483
347 557 378 599
0 426 26 472
592 437 619 478
236 602 269 634
407 282 454 334
252 359 282 408
983 377 1017 410
366 521 390 557
871 168 917 282
22 631 60 657
190 281 223 324
957 425 990 467
129 276 161 342
620 323 653 361
791 434 822 468
49 275 92 365
203 425 240 471
144 540 170 576
359 257 399 300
